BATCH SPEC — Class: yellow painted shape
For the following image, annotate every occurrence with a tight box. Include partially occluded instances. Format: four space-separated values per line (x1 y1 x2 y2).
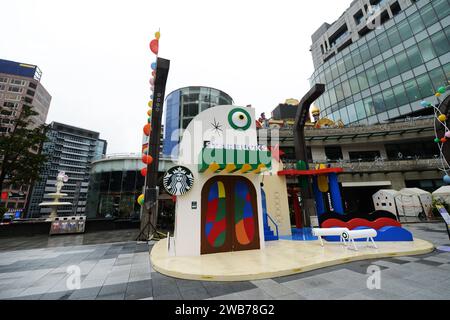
218 181 226 198
240 164 252 174
253 164 267 174
317 164 329 193
223 164 237 173
208 162 220 173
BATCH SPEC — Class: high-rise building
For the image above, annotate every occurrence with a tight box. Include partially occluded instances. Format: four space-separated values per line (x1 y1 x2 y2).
28 122 107 218
0 59 52 212
309 0 450 125
162 86 234 158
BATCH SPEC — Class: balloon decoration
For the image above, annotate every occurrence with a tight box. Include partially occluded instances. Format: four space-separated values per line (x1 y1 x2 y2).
137 30 160 207
143 123 152 136
150 39 159 55
137 194 145 206
142 154 154 165
426 84 450 184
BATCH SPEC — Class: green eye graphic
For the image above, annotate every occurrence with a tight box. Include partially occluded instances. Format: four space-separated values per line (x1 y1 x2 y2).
228 108 251 131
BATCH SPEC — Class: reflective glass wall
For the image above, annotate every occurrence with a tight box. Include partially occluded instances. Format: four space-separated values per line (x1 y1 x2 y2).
310 0 450 125
86 169 145 219
162 86 234 158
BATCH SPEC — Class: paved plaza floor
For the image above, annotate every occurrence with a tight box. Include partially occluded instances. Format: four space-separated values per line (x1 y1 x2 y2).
0 223 449 300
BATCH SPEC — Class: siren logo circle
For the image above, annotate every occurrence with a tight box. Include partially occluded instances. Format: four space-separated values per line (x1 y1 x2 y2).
163 166 194 196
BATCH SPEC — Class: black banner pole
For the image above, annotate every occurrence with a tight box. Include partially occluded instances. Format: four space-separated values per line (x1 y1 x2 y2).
137 57 170 242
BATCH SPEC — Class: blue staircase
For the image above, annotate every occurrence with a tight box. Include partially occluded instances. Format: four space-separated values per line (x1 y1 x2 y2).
261 188 279 241
264 220 279 241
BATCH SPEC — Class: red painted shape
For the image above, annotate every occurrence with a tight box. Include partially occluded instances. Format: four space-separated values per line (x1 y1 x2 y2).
278 168 344 176
322 218 402 230
207 218 226 245
243 217 255 242
206 199 218 223
321 219 348 229
1 192 7 200
291 190 303 228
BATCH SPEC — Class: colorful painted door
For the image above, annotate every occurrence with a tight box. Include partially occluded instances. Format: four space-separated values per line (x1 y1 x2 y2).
201 177 260 255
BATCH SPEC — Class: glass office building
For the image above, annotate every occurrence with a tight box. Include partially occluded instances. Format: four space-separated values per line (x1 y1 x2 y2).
162 86 234 158
85 155 174 220
310 0 450 125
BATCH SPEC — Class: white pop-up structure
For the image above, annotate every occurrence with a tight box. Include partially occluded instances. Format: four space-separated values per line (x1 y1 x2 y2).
433 186 450 206
373 189 400 215
395 188 432 218
167 105 291 257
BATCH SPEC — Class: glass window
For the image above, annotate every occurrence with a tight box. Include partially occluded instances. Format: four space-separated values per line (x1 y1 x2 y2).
393 84 409 106
433 0 450 19
357 71 369 91
183 103 199 117
416 73 434 98
337 59 346 75
366 67 378 86
444 62 450 82
395 51 410 74
367 38 381 57
385 56 400 79
430 31 450 57
420 3 439 28
397 19 413 41
347 103 357 123
352 49 363 67
329 87 337 105
377 33 390 52
349 77 360 94
429 67 447 89
339 108 350 124
331 64 339 80
418 38 437 62
382 88 396 110
404 79 420 103
372 93 386 113
387 27 402 48
406 45 424 68
335 84 344 101
342 80 352 98
375 63 389 83
325 147 343 161
409 12 425 34
344 55 354 70
354 100 366 120
359 44 371 63
363 96 376 117
324 68 332 82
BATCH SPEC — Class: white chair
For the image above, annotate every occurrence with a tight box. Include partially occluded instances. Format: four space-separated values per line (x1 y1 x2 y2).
342 229 378 251
312 228 349 247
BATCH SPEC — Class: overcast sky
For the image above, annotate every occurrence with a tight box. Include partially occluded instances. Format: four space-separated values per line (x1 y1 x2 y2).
1 0 350 154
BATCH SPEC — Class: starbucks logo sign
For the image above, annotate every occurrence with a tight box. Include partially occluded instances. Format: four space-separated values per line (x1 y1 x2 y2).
163 166 194 196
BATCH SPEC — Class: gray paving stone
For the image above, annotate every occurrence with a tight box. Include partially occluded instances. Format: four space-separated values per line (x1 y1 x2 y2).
98 283 128 296
275 293 306 300
180 287 211 300
69 286 102 299
237 288 273 300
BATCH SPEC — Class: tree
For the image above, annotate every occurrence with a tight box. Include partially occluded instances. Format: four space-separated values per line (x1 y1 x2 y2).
0 104 48 197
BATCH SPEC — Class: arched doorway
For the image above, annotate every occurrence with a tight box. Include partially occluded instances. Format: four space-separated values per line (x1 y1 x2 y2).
201 176 260 255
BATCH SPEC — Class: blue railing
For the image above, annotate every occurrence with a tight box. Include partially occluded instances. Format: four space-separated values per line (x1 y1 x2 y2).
267 214 279 240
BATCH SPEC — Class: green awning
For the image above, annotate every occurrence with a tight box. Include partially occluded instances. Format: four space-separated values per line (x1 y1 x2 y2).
198 148 272 174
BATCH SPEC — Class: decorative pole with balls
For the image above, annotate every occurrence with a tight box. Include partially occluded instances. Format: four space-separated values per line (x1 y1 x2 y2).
423 84 450 184
137 30 171 242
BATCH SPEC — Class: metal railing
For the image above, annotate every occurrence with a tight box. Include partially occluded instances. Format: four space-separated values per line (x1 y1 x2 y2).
267 214 279 239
